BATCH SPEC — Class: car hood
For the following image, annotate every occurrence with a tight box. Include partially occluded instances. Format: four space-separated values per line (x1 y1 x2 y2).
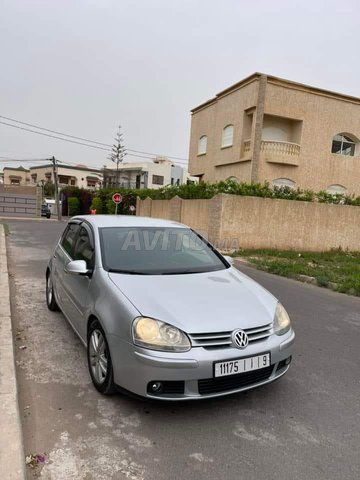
109 267 277 333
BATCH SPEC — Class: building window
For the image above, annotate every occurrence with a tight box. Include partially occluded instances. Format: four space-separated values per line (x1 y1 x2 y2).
87 180 97 188
326 184 347 195
58 175 70 185
70 179 76 186
331 134 356 156
31 174 37 183
272 178 296 189
10 178 20 185
221 125 234 148
152 175 164 185
198 135 207 155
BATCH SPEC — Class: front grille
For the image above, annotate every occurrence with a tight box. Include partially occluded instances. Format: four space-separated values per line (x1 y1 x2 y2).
189 323 273 349
198 365 274 395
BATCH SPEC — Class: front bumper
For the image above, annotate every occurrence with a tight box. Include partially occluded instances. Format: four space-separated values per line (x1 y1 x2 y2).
107 328 295 400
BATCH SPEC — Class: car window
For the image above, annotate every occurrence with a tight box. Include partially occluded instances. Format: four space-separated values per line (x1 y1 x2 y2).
73 227 95 269
61 224 81 258
99 227 227 275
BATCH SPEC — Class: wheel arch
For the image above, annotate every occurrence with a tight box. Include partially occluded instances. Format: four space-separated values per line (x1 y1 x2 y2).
87 314 107 338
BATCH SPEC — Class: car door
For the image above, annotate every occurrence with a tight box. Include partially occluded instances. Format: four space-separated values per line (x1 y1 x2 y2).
52 222 81 318
62 224 95 339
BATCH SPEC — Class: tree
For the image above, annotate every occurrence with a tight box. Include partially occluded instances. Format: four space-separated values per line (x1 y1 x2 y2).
108 125 126 187
43 181 55 197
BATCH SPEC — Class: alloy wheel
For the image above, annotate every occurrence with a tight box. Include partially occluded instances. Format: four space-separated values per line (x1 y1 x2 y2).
89 329 108 384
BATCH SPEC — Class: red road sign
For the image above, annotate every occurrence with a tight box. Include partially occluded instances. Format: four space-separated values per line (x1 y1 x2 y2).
112 193 122 204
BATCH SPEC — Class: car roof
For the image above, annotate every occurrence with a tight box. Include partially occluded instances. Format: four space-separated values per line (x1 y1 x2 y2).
71 215 188 229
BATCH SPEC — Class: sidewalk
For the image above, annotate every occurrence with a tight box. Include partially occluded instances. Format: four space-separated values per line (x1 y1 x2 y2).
0 225 26 479
0 215 60 222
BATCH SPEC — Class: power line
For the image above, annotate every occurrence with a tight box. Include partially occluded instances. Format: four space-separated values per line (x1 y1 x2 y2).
0 121 111 152
127 149 188 162
0 156 50 162
0 114 189 162
0 115 111 147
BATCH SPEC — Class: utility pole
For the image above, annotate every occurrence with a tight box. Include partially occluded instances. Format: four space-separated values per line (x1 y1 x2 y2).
51 156 62 221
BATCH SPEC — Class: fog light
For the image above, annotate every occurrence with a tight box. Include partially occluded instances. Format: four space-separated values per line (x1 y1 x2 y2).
150 381 163 393
285 356 292 365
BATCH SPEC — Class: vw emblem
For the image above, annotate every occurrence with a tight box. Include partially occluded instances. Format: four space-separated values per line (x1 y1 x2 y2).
232 329 249 349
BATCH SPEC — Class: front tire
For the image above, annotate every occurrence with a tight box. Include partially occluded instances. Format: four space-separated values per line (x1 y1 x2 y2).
87 319 116 395
46 271 59 311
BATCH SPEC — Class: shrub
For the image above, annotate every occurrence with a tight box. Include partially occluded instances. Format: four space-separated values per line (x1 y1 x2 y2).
106 199 116 214
90 197 103 214
61 186 94 215
60 180 360 216
68 197 80 216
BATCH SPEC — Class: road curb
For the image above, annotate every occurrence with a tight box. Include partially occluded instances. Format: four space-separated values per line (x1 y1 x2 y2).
0 225 26 479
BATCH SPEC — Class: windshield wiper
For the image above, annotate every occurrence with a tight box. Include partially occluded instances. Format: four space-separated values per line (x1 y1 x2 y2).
108 268 152 275
162 266 226 275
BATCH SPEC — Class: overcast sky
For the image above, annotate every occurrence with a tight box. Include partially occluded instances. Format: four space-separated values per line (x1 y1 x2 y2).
1 0 359 170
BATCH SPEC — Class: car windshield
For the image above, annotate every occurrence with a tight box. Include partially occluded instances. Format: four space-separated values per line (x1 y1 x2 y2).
99 227 227 275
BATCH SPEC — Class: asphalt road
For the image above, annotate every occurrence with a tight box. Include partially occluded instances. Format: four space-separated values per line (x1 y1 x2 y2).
4 219 360 480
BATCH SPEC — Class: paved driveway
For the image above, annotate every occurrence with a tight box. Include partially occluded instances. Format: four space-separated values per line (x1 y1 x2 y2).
4 219 360 480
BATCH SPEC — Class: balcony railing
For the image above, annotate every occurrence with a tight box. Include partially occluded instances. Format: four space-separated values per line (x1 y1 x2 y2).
241 140 300 165
243 140 251 155
261 140 300 156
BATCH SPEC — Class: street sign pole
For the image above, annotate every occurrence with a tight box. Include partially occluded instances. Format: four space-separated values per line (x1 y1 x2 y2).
112 192 122 215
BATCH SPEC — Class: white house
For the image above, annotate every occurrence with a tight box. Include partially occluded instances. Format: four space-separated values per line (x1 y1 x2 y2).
103 157 197 189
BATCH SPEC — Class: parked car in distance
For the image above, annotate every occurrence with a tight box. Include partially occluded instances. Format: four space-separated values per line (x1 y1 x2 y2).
41 204 51 219
46 215 295 400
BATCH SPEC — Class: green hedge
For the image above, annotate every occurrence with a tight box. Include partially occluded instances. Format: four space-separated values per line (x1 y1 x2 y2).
133 180 360 205
90 197 103 214
68 197 81 216
62 181 360 217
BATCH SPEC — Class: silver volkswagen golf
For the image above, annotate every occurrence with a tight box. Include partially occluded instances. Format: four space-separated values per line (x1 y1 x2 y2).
46 215 294 400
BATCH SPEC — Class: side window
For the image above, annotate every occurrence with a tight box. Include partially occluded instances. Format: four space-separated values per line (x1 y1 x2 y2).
61 224 80 258
73 227 95 269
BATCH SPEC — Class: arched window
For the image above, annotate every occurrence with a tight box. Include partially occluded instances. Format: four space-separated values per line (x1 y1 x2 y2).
221 125 234 148
331 134 356 156
198 135 207 155
326 184 347 195
272 178 296 189
226 176 239 183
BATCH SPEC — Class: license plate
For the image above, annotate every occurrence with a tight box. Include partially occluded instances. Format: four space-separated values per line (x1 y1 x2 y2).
214 353 271 378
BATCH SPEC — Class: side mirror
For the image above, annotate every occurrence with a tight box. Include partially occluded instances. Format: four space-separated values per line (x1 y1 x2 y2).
64 260 90 276
223 255 234 266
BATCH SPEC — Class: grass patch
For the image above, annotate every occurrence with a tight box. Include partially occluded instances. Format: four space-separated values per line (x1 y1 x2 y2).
233 248 360 296
2 223 10 236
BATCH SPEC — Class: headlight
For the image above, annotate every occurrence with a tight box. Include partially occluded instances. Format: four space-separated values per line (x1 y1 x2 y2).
273 302 291 336
132 317 191 352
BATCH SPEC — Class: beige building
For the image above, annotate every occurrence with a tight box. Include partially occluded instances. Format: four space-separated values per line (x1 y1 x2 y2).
189 73 360 195
2 166 30 185
3 164 102 189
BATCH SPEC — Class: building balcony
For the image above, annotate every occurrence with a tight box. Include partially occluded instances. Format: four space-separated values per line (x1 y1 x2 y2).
241 140 300 166
261 140 300 166
239 139 252 162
